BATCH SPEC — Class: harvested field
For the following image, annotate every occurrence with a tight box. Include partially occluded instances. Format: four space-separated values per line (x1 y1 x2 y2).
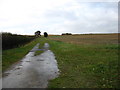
49 34 119 45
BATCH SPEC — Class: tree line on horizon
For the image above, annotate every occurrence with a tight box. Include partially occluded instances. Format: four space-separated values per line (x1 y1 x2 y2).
35 31 48 37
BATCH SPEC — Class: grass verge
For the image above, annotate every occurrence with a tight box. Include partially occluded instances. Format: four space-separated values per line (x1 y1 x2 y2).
2 38 39 71
34 37 45 56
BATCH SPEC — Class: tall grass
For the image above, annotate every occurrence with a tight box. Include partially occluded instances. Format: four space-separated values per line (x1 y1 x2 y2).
2 32 35 50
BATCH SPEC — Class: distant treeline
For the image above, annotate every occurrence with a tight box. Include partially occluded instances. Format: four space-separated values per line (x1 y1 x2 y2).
62 33 72 35
2 32 36 50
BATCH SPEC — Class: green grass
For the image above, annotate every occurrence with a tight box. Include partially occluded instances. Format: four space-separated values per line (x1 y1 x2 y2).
35 50 44 56
36 37 118 88
2 37 48 71
47 40 119 88
34 37 45 56
2 36 119 88
2 38 39 71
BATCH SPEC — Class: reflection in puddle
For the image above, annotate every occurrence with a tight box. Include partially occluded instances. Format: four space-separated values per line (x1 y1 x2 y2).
2 43 59 88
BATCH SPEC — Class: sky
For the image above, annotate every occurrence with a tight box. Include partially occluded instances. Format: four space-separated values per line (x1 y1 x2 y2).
0 0 118 35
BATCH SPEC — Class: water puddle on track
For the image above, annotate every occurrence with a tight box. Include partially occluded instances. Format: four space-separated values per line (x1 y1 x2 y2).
2 43 59 88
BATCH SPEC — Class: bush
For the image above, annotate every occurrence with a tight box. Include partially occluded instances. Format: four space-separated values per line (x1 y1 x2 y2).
2 32 35 50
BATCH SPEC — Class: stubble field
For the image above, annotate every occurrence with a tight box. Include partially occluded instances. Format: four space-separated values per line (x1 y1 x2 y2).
49 34 118 45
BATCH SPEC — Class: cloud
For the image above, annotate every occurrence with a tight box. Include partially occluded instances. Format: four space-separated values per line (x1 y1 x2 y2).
0 0 118 35
44 2 118 34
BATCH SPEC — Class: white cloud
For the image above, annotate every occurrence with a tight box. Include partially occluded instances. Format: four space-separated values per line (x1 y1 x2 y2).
0 0 118 35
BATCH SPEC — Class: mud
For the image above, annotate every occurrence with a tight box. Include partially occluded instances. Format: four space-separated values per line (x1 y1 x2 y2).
2 43 59 88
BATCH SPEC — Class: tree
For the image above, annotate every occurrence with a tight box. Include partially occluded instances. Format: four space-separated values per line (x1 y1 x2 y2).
35 31 41 37
44 32 48 37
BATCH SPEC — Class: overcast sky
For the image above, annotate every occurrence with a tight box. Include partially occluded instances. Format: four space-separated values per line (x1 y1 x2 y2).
0 0 118 35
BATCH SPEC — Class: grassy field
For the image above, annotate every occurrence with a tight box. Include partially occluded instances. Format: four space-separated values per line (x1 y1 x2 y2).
47 34 119 88
2 34 119 88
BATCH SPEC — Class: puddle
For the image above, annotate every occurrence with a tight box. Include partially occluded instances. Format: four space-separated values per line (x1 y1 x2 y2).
37 59 44 61
2 43 59 88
